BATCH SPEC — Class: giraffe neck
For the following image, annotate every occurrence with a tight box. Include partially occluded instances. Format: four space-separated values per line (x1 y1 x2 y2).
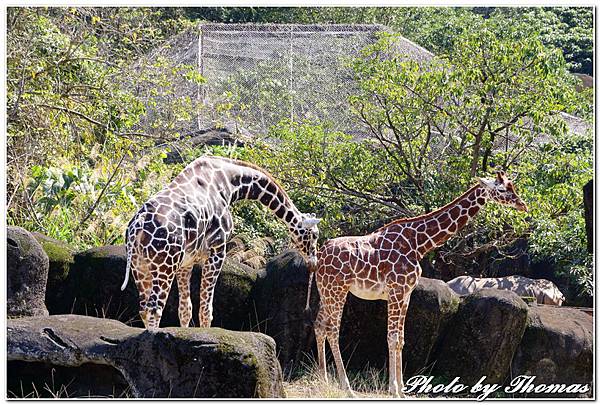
229 166 304 234
413 185 487 258
377 185 488 261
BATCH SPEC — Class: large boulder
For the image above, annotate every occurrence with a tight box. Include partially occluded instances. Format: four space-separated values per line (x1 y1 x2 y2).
55 245 261 329
255 250 460 375
511 305 592 398
7 315 284 398
31 232 75 313
253 249 319 372
338 277 460 374
403 278 460 375
57 245 133 320
433 288 529 385
7 226 49 317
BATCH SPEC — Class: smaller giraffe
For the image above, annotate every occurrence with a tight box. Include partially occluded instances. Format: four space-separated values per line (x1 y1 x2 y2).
311 171 527 397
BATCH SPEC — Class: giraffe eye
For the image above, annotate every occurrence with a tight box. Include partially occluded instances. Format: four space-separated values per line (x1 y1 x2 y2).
497 186 507 192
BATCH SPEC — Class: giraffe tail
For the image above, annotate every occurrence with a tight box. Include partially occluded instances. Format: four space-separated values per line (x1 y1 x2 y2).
121 212 146 291
120 245 132 291
304 271 314 312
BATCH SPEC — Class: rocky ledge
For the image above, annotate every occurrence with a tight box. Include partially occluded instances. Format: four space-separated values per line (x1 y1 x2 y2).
7 315 284 398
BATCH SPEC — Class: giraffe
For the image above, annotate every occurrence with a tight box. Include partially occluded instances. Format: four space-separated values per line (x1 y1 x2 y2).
121 155 321 330
310 171 527 397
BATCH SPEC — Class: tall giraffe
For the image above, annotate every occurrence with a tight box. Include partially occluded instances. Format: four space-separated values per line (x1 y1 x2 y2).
121 155 321 330
311 171 527 397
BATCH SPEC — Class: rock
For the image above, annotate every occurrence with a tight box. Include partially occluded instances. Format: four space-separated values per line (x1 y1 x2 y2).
31 232 75 313
529 260 592 308
57 245 260 329
433 288 529 385
7 226 49 317
7 315 284 398
164 125 247 164
583 180 593 253
573 73 593 91
58 245 134 321
511 305 592 398
403 278 460 375
337 296 387 370
253 249 319 372
255 250 460 375
210 260 264 331
338 277 459 374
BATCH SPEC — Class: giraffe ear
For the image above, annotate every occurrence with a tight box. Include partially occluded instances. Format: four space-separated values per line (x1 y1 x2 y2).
301 216 321 228
478 177 496 189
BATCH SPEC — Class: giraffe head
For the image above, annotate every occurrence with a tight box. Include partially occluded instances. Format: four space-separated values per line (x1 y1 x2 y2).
478 171 528 212
294 213 321 271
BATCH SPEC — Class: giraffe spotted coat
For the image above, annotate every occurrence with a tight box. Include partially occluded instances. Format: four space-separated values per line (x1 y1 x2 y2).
311 171 527 397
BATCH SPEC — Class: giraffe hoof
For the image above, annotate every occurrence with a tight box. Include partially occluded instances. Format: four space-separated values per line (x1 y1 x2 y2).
388 390 406 398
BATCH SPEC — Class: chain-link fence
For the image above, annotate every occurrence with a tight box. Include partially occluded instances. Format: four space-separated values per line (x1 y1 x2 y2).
132 23 588 143
199 23 383 136
135 23 434 138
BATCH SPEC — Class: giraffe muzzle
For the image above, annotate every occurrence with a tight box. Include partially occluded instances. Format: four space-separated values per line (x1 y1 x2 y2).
516 201 528 212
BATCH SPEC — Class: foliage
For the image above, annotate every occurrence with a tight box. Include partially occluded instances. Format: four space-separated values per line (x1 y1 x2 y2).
7 7 593 296
247 120 391 239
7 7 199 248
349 25 578 212
487 7 593 75
519 130 593 296
246 25 592 295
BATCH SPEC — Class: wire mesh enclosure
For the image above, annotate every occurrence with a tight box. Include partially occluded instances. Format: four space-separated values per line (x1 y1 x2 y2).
198 23 384 136
131 23 588 151
132 23 437 138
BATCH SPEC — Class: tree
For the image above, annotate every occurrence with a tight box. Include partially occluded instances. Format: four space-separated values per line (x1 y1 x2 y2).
350 24 577 208
7 7 200 247
483 7 593 75
247 20 592 297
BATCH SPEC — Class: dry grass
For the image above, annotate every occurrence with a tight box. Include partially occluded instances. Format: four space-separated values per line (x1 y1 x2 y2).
283 358 413 399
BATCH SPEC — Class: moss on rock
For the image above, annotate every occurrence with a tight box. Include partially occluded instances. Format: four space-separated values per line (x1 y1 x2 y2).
32 233 75 288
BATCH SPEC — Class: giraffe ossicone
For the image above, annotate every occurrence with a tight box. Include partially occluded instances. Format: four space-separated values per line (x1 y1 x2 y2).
122 155 320 330
311 171 527 397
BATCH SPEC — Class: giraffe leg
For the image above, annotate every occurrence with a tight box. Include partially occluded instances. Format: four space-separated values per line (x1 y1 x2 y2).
387 288 409 398
131 256 152 328
198 244 226 328
314 304 328 383
323 288 354 397
176 265 194 328
135 275 151 328
145 264 176 330
396 295 411 398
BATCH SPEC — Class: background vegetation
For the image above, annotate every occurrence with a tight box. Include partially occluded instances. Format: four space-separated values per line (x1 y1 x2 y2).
7 7 593 301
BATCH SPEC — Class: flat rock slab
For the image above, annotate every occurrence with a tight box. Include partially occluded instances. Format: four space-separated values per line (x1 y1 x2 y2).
7 315 284 398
